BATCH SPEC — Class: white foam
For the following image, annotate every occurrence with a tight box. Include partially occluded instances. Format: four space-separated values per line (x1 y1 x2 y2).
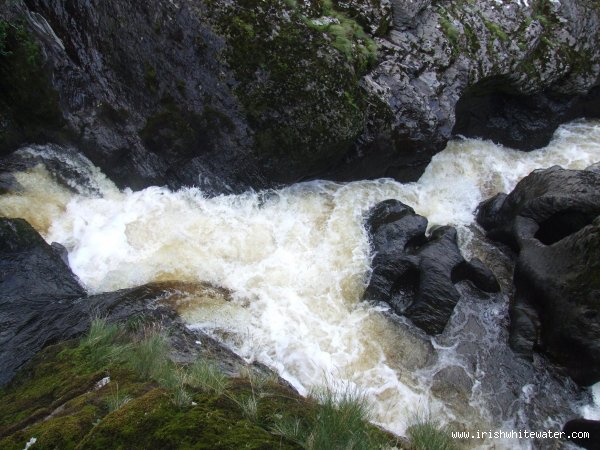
2 120 599 443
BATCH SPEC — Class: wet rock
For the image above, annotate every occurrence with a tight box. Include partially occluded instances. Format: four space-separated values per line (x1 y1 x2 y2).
431 365 473 406
2 0 599 191
587 162 600 174
335 1 600 182
0 218 270 386
0 217 86 385
363 199 499 335
477 167 600 385
563 418 600 450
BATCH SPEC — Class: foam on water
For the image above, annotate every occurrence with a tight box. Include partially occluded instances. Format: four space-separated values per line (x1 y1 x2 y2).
1 120 599 447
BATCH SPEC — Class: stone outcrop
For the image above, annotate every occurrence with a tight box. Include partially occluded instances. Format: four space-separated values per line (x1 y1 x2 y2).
477 166 600 385
0 217 265 387
1 0 599 192
363 200 499 335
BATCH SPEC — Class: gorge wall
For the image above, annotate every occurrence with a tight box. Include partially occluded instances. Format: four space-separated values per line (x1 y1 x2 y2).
1 0 599 192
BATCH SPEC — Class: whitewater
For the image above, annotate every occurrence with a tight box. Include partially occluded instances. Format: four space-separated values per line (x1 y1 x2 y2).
1 120 599 449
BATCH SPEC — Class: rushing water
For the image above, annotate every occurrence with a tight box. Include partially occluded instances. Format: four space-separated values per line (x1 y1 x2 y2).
1 120 600 448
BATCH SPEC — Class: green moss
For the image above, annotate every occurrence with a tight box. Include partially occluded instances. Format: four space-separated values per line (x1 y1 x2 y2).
0 19 66 154
207 0 375 179
483 19 508 43
0 320 399 450
439 16 460 49
139 95 236 159
145 64 159 94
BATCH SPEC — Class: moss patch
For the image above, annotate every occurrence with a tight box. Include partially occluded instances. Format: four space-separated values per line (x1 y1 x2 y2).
208 0 376 180
0 321 399 450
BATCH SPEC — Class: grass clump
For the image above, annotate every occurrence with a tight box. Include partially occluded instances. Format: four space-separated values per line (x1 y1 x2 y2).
306 384 379 450
272 383 389 450
105 383 131 412
187 358 230 395
407 413 457 450
78 318 127 369
126 327 170 380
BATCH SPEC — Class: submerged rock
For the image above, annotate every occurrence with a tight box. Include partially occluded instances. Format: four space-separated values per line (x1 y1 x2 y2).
477 167 600 385
363 200 499 335
1 0 599 191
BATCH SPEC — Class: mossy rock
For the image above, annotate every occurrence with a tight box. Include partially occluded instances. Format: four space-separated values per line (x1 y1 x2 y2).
0 18 67 155
0 321 399 450
210 0 377 182
79 388 299 450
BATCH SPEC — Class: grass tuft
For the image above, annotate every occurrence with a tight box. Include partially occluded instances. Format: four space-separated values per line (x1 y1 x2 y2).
105 383 131 412
306 383 377 450
127 328 169 380
79 318 127 369
187 359 230 396
407 412 457 450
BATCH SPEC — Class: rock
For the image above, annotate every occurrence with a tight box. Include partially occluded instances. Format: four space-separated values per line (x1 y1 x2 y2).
363 200 499 335
563 418 600 450
477 167 600 385
336 0 600 181
0 217 86 385
0 218 85 302
0 217 268 386
2 0 599 192
431 365 473 406
587 162 600 174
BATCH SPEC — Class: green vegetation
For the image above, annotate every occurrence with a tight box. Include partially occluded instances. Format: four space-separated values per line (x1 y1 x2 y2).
407 413 457 450
187 358 230 395
483 19 508 43
439 16 460 49
105 383 132 412
0 18 66 154
209 0 377 178
304 0 377 68
0 319 399 450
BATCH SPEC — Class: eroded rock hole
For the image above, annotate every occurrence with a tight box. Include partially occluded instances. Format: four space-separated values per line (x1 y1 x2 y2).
534 210 594 245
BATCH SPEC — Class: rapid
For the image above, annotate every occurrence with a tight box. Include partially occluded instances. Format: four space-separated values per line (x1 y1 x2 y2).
1 120 599 448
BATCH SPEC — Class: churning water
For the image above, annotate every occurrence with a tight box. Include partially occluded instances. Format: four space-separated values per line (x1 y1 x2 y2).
1 120 599 448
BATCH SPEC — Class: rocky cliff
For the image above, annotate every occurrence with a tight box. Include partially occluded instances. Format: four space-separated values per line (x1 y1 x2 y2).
1 0 599 192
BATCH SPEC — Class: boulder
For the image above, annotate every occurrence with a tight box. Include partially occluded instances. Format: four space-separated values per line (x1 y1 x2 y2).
477 167 600 385
363 199 499 335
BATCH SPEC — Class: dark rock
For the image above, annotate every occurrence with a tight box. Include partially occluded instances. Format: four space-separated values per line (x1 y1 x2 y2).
477 167 600 385
2 0 600 192
453 84 600 152
363 200 499 335
0 217 86 385
0 218 85 301
0 218 271 386
563 418 600 450
587 162 600 174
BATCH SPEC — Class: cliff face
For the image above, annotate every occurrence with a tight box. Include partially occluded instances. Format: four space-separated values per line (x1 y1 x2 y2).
1 0 599 192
